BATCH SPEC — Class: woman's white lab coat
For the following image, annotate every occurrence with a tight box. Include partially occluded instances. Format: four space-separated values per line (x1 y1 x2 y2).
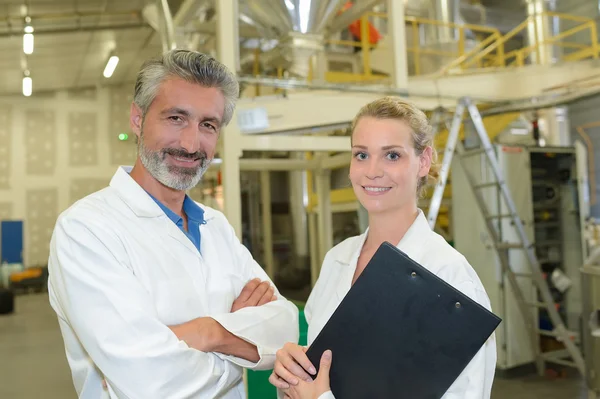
310 210 496 399
48 167 299 399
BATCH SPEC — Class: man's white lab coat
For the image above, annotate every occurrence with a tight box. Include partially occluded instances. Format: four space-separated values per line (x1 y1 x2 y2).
48 166 299 398
309 210 496 399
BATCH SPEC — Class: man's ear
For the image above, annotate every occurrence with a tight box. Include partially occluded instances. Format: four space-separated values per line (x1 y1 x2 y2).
130 102 143 138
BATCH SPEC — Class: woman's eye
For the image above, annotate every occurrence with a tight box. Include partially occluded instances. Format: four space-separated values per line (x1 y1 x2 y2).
354 152 367 160
386 152 400 161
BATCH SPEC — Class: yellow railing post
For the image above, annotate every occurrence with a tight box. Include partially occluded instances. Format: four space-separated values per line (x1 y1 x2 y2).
412 20 420 76
533 14 542 64
590 21 599 59
517 50 524 67
458 26 465 68
360 14 371 76
497 32 506 67
253 48 260 97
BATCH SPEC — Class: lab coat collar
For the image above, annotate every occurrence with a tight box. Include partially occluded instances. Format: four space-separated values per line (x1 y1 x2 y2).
334 209 431 266
109 166 216 222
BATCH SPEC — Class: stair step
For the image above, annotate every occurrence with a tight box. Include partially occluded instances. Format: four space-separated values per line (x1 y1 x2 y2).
485 213 513 219
495 242 524 249
475 182 500 189
461 148 487 158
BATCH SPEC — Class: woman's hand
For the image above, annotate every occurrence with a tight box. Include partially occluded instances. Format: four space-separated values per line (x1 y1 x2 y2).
282 350 333 399
269 342 316 389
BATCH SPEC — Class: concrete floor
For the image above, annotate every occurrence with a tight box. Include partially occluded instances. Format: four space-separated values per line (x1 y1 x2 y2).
0 293 590 398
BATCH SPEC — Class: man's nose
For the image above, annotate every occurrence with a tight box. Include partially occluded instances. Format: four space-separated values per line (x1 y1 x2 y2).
179 125 201 154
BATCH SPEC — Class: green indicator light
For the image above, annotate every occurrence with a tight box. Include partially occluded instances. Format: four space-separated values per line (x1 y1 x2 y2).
118 133 129 141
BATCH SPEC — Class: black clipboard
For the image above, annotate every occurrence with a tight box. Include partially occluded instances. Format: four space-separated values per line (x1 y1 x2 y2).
306 242 501 399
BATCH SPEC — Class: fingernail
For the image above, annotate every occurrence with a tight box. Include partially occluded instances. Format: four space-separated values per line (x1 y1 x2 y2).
292 378 299 385
282 383 289 389
309 366 316 374
305 377 313 382
324 350 332 360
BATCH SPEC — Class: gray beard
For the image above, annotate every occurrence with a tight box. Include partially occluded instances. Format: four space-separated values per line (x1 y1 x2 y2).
138 133 211 191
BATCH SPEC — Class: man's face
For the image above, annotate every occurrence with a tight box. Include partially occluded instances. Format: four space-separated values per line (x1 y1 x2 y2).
130 77 225 191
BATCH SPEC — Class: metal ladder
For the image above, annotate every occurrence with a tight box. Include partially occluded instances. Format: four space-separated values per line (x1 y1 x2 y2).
427 97 586 376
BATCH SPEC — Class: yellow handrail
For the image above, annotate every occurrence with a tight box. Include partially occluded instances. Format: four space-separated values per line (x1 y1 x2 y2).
252 10 600 90
439 11 600 74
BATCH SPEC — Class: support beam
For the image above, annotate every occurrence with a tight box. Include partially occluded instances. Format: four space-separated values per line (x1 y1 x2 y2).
239 158 318 171
320 153 351 169
217 0 242 237
240 135 350 152
216 0 240 72
260 171 275 279
289 152 309 273
308 212 319 287
316 169 333 265
387 0 408 89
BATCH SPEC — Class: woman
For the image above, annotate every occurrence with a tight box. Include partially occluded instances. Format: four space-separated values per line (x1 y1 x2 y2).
269 97 496 399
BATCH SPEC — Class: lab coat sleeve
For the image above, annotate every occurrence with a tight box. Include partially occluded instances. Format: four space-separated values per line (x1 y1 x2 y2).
48 214 240 399
317 391 336 399
210 213 300 371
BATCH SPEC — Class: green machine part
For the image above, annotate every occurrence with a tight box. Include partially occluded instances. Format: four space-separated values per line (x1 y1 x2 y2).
247 301 308 399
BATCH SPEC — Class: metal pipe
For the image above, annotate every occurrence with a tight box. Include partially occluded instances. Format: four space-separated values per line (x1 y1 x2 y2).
236 75 499 103
158 0 177 51
314 0 347 34
1 9 142 21
238 75 600 116
326 0 385 36
260 170 275 279
480 87 600 117
173 0 211 27
0 23 149 37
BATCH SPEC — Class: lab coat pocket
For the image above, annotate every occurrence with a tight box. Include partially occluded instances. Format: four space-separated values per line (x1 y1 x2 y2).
153 278 205 324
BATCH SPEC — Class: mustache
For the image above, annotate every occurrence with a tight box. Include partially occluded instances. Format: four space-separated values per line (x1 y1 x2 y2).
162 148 207 161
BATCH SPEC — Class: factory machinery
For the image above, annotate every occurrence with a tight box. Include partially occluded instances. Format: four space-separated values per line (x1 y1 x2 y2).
156 1 600 395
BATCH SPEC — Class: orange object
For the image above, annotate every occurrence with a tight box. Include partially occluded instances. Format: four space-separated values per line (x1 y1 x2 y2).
9 267 43 283
340 1 382 45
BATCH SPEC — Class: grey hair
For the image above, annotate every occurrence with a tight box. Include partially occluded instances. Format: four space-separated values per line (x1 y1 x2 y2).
133 49 239 126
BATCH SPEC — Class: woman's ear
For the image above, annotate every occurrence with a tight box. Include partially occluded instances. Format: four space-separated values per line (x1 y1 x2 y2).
418 146 433 178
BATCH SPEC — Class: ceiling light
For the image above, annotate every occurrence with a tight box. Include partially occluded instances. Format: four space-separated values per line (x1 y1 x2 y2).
284 0 295 10
22 72 32 97
23 18 34 54
23 33 34 54
103 55 119 78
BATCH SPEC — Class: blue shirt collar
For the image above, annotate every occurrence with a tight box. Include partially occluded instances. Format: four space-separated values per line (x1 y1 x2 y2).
147 193 205 225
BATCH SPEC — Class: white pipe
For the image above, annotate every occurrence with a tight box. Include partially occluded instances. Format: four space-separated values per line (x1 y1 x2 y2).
260 171 275 279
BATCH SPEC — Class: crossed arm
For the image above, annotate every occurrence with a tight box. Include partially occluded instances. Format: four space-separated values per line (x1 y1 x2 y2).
49 215 298 398
169 278 277 363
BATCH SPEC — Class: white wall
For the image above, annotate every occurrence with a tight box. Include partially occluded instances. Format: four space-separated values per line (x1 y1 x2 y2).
0 86 142 267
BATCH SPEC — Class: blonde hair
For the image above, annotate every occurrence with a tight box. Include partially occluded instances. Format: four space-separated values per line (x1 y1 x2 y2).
350 96 440 198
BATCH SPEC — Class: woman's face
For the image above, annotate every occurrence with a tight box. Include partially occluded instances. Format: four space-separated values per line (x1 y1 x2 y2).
349 116 432 215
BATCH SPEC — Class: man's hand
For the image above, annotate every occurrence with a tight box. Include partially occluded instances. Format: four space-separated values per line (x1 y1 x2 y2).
282 350 333 399
231 278 277 313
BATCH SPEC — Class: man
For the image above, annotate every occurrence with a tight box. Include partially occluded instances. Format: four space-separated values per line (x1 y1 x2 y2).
48 49 299 398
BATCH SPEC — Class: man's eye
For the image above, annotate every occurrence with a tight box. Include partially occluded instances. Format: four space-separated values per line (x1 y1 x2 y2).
169 116 183 122
203 122 216 130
